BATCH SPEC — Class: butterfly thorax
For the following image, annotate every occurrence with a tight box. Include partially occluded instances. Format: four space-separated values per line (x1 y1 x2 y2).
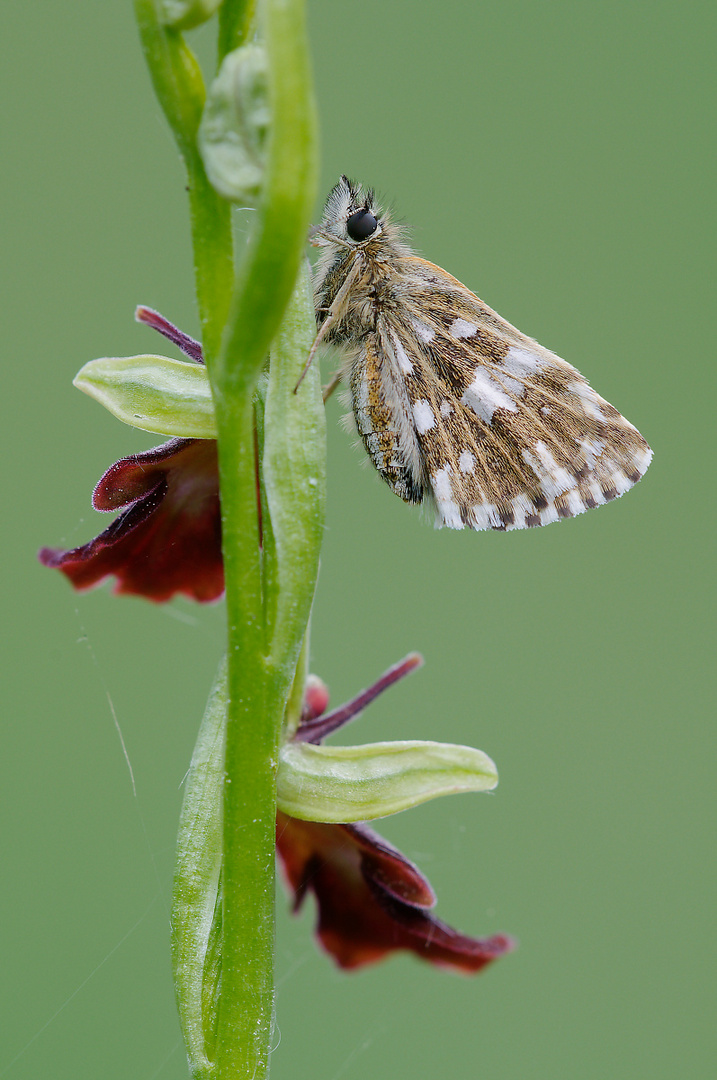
315 246 408 342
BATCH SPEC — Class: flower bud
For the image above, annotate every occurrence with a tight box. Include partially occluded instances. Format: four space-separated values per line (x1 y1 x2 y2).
277 739 498 823
161 0 222 31
302 675 331 723
73 354 216 438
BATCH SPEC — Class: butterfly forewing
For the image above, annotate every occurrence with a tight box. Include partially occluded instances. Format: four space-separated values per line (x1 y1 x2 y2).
313 177 652 530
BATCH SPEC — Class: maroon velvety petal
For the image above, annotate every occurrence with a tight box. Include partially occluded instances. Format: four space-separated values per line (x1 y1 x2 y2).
276 812 514 972
39 438 223 602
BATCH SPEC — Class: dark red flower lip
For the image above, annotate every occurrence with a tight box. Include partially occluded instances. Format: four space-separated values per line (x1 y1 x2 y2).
40 437 223 602
276 812 514 972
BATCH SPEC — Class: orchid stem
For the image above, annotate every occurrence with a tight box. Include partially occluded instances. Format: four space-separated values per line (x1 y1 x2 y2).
134 1 318 1077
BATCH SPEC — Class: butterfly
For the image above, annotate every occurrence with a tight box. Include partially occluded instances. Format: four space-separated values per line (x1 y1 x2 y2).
308 175 652 531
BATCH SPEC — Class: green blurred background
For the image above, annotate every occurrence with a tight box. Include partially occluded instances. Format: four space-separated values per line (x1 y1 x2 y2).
2 2 714 1077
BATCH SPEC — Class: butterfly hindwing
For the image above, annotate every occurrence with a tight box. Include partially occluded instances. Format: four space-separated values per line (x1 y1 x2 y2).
370 259 652 530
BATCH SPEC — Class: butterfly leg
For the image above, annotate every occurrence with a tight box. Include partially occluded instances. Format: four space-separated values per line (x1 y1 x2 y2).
293 255 361 394
293 314 335 393
322 370 343 403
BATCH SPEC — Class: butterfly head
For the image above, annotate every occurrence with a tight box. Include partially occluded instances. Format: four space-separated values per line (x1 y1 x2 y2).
311 175 394 251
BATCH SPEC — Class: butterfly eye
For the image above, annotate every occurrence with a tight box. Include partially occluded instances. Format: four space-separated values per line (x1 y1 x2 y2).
346 209 378 242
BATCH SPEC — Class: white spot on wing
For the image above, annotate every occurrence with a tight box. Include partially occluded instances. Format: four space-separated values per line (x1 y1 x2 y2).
632 446 653 475
508 494 537 530
564 489 586 516
588 482 606 506
432 466 463 529
578 438 605 469
412 399 436 434
433 467 452 500
439 399 453 418
411 317 435 343
474 504 503 529
461 370 519 423
599 458 636 496
501 347 545 378
496 372 524 397
569 380 604 421
449 318 477 339
539 504 560 526
389 330 414 374
522 441 575 499
458 450 476 474
611 468 633 496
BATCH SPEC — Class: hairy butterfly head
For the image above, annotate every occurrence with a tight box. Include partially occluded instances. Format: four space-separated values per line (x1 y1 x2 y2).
313 175 385 249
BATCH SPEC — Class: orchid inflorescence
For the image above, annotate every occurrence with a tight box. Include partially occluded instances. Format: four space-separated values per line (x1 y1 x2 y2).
41 306 512 975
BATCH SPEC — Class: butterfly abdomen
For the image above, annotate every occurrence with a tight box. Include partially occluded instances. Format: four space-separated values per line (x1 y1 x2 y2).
349 335 426 505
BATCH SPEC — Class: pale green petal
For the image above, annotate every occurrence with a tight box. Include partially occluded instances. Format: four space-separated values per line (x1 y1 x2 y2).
73 354 216 438
277 739 498 823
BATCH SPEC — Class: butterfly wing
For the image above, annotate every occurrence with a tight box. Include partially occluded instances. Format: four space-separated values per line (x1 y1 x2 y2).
358 257 652 530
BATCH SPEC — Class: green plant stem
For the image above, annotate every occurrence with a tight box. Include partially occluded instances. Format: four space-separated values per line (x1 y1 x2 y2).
134 1 317 1075
211 1 317 1068
186 168 234 363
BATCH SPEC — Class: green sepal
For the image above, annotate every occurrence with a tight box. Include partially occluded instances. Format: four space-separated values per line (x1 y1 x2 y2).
161 0 222 31
277 739 498 823
73 354 216 438
198 44 269 205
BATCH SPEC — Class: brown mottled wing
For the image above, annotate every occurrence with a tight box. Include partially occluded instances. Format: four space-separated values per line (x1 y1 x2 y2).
374 257 652 530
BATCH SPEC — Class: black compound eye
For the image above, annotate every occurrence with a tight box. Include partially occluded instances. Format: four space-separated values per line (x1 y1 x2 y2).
346 208 378 242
